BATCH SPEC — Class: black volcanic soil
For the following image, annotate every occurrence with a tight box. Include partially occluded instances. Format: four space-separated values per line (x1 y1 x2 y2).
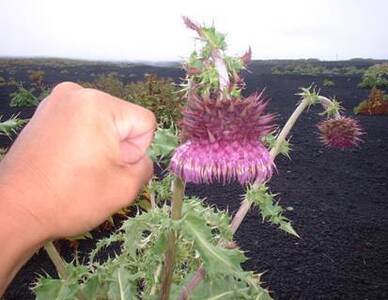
1 61 387 299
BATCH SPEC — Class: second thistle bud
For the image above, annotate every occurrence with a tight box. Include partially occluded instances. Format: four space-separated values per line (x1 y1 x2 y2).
317 116 364 149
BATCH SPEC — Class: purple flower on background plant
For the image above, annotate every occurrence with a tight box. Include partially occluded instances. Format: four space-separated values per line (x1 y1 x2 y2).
170 92 275 185
317 116 364 149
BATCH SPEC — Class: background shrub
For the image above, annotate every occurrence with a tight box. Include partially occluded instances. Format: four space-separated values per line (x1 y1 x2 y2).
323 79 335 87
125 74 184 127
9 85 49 107
271 63 365 76
28 70 45 86
81 73 184 127
81 72 126 99
358 63 388 89
354 87 388 115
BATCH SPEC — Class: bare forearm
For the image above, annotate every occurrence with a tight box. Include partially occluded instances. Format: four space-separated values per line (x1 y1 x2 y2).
0 186 45 296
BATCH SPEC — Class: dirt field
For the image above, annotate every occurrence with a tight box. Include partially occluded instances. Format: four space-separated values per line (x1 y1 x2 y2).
1 60 387 299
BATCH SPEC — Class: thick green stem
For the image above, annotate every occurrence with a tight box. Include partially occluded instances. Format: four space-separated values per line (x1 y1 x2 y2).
160 176 185 300
43 241 68 279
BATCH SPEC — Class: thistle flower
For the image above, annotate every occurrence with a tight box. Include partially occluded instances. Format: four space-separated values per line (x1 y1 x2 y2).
171 18 276 185
317 116 363 149
170 92 275 185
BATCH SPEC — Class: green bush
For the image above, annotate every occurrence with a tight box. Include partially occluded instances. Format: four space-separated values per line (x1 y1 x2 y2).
81 72 126 99
359 63 388 89
323 79 335 87
125 74 184 127
81 73 184 127
9 85 49 107
271 63 365 76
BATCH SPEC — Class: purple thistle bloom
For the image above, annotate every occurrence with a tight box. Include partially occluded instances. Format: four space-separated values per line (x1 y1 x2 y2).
317 116 364 149
170 92 275 185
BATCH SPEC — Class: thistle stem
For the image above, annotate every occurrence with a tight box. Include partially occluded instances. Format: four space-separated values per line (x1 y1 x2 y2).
160 176 185 300
148 180 157 209
43 241 68 279
270 97 310 159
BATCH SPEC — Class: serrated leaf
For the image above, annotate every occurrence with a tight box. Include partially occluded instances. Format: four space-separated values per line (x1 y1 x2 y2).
171 273 273 300
279 222 300 238
148 126 179 163
0 115 27 137
34 277 80 300
107 267 136 300
262 133 291 159
246 185 299 238
181 212 246 277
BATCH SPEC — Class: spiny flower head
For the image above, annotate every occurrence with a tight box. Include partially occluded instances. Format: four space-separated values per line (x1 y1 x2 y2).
170 17 275 185
317 116 364 149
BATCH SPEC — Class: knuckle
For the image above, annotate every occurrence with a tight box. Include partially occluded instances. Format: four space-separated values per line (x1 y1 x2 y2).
51 81 80 96
71 88 101 107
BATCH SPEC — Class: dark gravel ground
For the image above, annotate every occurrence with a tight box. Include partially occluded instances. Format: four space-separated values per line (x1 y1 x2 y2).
1 62 387 299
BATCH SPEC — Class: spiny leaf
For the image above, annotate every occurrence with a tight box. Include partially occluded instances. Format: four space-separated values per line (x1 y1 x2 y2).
172 273 272 300
319 97 343 117
107 267 136 300
0 115 27 137
246 185 299 238
297 85 320 107
148 126 179 163
180 212 246 277
147 174 175 204
262 133 292 159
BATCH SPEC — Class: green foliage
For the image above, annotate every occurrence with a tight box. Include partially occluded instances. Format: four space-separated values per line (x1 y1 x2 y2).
10 86 39 107
9 85 49 107
81 73 126 98
81 73 184 127
201 26 227 51
148 125 179 164
126 74 184 127
319 98 343 117
359 63 388 88
180 211 245 277
147 174 175 204
181 23 247 98
323 78 335 87
246 184 299 237
272 63 365 76
262 133 291 159
297 85 320 107
34 195 270 299
0 115 27 137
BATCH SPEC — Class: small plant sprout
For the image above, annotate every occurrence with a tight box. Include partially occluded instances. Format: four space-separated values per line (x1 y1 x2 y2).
33 17 364 300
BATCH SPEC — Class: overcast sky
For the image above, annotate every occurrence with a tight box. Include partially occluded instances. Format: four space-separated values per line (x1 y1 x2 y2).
0 0 387 61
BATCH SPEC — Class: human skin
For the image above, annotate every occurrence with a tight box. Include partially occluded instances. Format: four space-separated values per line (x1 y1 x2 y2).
0 82 156 295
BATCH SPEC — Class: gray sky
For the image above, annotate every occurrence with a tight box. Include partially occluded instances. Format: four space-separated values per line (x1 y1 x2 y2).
0 0 387 61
